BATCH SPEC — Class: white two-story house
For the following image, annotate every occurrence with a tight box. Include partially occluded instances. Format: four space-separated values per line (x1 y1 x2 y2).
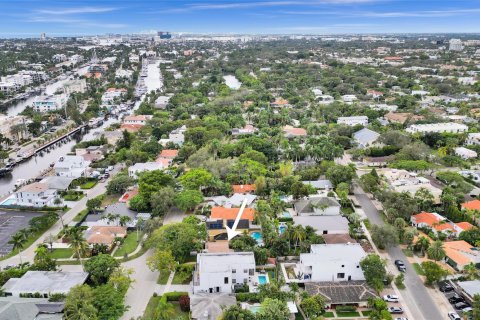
299 243 366 282
14 182 60 207
337 116 368 127
193 252 256 294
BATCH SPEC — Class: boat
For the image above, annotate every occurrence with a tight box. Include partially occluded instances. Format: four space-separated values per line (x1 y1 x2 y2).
14 179 26 188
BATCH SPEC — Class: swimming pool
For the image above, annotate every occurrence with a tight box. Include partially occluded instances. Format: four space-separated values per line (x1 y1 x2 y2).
249 306 261 314
258 275 268 285
250 232 263 242
1 198 16 206
279 225 287 234
280 211 292 218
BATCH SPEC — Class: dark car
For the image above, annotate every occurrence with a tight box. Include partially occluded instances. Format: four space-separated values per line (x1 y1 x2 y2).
449 295 465 304
454 302 470 310
440 283 454 292
395 260 406 272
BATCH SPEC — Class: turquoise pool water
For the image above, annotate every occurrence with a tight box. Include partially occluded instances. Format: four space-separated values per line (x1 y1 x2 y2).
249 306 261 314
279 225 287 234
251 232 263 242
1 198 16 206
280 211 292 218
258 275 268 285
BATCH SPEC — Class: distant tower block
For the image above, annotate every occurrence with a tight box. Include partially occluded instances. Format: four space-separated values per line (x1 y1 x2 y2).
40 32 46 40
91 48 99 64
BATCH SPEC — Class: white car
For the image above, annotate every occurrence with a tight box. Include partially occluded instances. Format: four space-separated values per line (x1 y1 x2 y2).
383 294 399 302
106 166 114 172
448 312 461 320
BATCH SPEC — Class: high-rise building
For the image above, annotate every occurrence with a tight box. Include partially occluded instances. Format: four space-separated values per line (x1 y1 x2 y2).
157 31 172 39
40 32 46 41
449 39 464 51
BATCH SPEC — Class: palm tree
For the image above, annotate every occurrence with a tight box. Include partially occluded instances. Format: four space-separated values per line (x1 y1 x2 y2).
34 244 49 263
291 225 306 248
463 262 479 280
44 234 57 252
427 240 446 262
415 236 430 257
66 227 88 270
8 232 27 263
119 216 132 227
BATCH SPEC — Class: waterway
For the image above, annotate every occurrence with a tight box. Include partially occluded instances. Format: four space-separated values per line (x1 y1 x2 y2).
0 117 116 196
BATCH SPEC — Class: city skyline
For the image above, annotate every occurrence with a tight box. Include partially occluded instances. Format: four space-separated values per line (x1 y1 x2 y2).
2 0 480 37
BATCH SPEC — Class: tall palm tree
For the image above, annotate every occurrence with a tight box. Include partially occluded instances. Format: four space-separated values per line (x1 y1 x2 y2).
67 227 88 270
8 232 27 263
291 225 306 248
427 240 446 262
416 236 430 257
119 216 131 227
463 262 480 280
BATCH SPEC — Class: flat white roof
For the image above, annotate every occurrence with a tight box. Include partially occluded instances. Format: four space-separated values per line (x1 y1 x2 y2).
197 252 255 273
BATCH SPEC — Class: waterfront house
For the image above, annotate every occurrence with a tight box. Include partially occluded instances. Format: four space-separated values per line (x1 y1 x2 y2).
53 156 91 178
14 182 60 208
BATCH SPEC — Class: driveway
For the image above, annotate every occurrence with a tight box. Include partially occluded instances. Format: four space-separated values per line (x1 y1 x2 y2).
120 249 158 320
354 185 444 320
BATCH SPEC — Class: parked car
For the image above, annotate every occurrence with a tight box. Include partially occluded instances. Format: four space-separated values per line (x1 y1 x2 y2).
449 295 465 304
448 312 461 320
106 166 114 172
454 302 470 310
388 307 404 314
383 295 399 302
440 283 455 292
395 260 406 272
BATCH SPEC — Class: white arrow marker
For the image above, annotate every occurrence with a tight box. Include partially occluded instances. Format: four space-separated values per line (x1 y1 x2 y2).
226 198 249 241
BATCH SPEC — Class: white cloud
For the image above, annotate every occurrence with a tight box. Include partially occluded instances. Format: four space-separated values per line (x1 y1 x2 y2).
34 7 119 15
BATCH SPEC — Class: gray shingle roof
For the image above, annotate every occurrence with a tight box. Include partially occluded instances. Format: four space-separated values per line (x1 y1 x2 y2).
294 196 340 214
190 293 236 320
305 281 377 305
353 128 380 146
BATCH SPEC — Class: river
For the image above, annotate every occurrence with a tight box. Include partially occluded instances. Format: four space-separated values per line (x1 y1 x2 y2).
0 59 163 196
6 66 89 116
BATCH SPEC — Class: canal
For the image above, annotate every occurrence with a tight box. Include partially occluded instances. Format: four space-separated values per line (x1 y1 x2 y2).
0 117 116 196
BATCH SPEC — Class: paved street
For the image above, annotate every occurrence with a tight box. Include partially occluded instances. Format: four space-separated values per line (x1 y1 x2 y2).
354 185 445 320
120 249 158 320
0 164 122 268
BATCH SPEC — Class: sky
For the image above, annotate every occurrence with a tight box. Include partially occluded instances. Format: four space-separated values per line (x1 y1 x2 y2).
2 0 480 37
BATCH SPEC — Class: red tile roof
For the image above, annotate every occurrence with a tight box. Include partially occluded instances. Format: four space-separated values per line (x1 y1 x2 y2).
159 149 178 158
461 199 480 211
232 184 256 194
456 222 475 231
412 211 441 226
120 124 143 132
211 207 255 222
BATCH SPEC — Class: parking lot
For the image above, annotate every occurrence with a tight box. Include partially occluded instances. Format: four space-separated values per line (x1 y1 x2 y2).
438 281 472 319
0 210 43 257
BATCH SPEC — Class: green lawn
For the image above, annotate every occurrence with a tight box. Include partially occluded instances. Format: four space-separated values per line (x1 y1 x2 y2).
336 311 361 317
412 262 425 275
143 296 188 320
361 310 372 316
80 181 97 189
323 312 335 318
73 209 89 222
157 270 171 284
48 248 74 259
143 295 161 319
113 232 140 257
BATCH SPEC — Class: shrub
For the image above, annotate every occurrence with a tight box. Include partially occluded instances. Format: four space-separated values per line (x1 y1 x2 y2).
179 295 190 312
164 291 188 301
236 292 260 303
336 305 357 312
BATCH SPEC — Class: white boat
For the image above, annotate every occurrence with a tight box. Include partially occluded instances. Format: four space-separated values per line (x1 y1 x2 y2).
14 179 26 188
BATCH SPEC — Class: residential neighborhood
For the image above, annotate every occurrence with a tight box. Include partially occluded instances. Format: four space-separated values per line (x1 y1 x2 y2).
0 9 480 320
